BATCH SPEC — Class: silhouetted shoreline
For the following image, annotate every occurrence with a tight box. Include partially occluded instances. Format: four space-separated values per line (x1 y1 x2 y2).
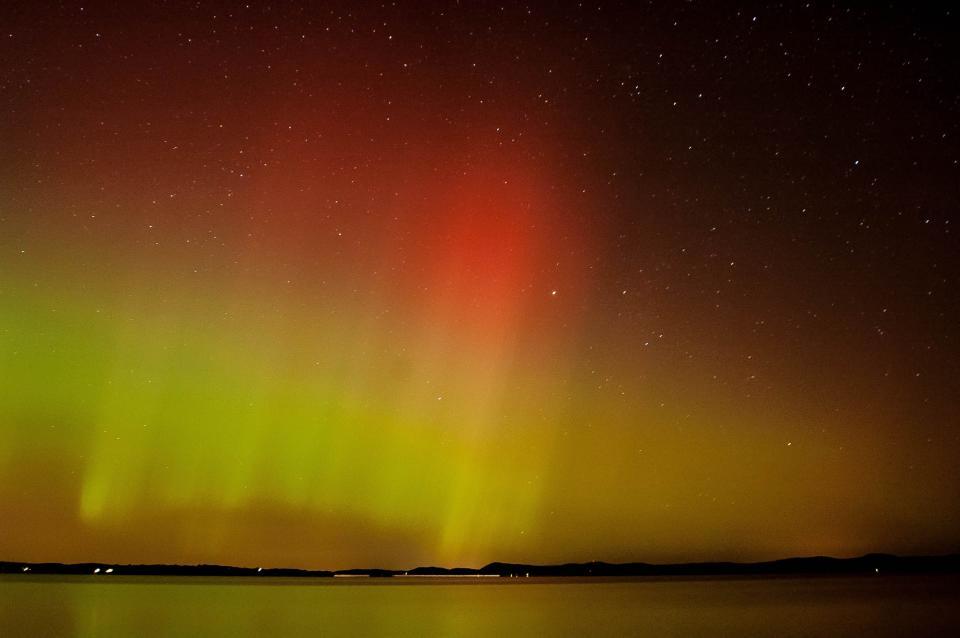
3 553 959 578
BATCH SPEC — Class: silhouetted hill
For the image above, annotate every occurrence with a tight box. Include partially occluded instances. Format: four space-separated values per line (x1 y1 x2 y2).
479 554 960 577
3 553 958 578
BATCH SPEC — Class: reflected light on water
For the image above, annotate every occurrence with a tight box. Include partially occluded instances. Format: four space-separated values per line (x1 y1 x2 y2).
1 575 959 637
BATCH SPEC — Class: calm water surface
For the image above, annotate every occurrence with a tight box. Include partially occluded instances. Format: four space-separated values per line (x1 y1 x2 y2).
2 574 958 636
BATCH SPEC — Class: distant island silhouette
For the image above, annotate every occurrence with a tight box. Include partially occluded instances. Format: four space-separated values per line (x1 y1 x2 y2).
3 554 959 578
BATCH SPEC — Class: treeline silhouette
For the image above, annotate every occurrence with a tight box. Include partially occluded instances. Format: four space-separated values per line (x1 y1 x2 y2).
3 553 959 578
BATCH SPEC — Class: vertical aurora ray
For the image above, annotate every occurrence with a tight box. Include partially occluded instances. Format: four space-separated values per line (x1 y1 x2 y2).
0 137 588 567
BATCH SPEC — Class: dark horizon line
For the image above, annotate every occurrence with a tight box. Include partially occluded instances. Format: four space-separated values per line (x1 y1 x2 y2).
4 553 960 578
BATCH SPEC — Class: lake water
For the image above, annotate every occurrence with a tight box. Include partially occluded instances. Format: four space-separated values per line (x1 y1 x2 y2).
2 574 958 636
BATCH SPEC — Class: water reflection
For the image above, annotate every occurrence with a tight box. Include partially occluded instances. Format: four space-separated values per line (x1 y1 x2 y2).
2 575 958 637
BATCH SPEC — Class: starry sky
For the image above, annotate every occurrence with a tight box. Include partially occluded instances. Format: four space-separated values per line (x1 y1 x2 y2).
1 1 958 570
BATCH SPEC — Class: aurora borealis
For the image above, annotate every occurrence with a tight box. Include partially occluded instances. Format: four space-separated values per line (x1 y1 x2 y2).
1 2 959 571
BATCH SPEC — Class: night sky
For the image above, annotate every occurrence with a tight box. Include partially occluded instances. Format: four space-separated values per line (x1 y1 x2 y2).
1 2 958 570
